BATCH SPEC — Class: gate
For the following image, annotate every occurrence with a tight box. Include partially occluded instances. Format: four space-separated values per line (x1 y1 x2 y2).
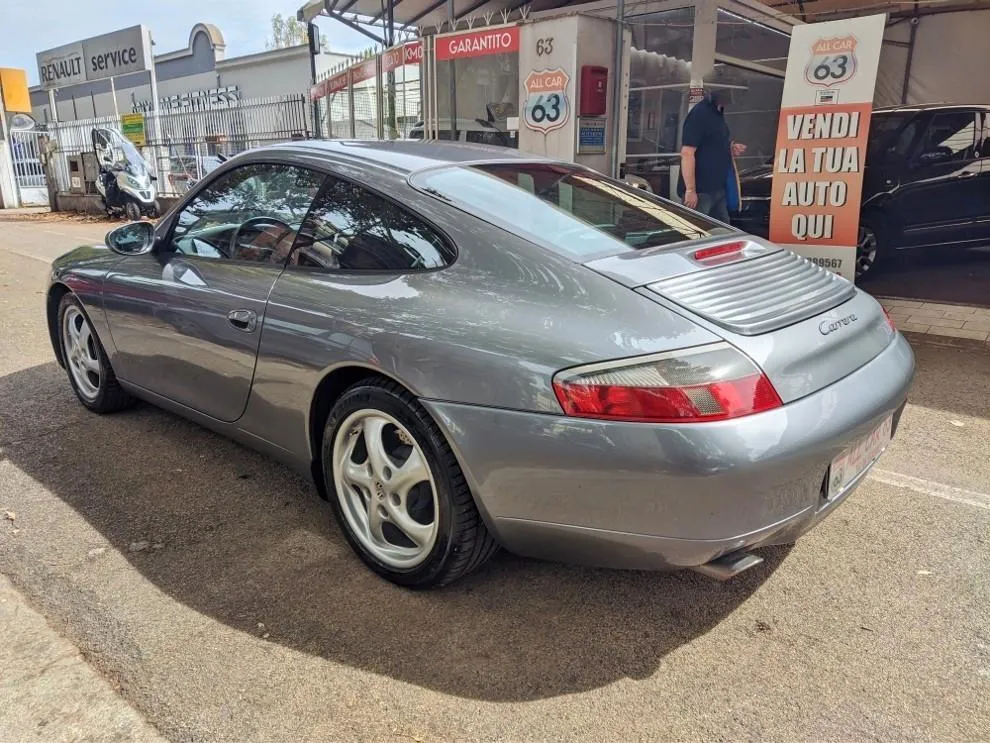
11 130 49 206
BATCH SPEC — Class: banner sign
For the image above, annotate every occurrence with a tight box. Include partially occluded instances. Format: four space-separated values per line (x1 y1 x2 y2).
436 26 520 61
382 42 422 73
311 69 350 101
37 25 152 91
768 14 885 280
523 68 570 133
351 58 378 85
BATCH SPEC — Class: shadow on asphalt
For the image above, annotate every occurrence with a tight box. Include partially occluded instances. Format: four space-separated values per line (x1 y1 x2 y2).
901 340 990 419
1 361 790 702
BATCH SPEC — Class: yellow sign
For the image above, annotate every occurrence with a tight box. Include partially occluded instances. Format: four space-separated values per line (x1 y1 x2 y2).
120 112 146 146
0 68 32 113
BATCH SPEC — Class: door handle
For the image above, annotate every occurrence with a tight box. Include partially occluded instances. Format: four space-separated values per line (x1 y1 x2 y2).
227 309 257 332
959 170 978 178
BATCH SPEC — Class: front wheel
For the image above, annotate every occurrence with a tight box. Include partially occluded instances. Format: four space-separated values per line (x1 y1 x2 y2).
58 294 135 413
323 378 498 588
124 200 141 222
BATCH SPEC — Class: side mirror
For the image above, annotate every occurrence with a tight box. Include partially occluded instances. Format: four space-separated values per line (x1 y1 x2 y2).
106 221 155 256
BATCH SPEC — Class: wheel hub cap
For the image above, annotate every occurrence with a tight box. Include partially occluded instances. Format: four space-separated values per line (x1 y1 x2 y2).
62 306 101 401
332 410 439 569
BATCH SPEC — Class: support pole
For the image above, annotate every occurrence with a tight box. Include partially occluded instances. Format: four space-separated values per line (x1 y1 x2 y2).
446 0 457 142
109 76 120 118
48 89 59 122
609 0 625 178
308 23 322 137
901 12 919 104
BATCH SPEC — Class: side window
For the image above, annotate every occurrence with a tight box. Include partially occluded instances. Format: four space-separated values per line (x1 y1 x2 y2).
893 119 920 158
169 163 325 264
916 112 978 165
979 112 990 158
294 178 454 271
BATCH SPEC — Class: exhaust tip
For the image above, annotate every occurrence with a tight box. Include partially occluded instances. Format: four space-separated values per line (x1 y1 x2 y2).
691 550 764 580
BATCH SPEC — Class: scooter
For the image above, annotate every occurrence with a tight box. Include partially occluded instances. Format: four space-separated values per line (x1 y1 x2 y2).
92 127 160 220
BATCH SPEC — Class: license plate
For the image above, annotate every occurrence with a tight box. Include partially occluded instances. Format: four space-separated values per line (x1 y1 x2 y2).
828 416 893 500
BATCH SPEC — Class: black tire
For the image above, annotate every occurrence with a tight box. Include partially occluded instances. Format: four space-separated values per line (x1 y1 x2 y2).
855 217 888 281
57 294 136 414
124 200 141 222
322 377 498 588
149 200 161 218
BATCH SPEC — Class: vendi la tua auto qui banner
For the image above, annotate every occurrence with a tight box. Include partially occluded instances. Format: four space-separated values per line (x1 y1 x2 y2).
768 14 886 281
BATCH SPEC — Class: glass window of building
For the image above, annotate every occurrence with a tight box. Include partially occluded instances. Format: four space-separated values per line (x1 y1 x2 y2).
433 30 519 148
715 10 791 71
706 65 784 175
624 7 695 199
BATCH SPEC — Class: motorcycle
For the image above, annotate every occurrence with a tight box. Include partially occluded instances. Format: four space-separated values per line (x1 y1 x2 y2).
92 127 160 220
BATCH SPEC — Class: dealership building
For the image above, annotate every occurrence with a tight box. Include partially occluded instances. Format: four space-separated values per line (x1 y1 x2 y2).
29 23 352 123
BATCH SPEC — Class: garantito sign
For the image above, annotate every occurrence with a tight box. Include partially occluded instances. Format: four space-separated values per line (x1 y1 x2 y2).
768 14 886 280
37 25 152 91
436 26 520 61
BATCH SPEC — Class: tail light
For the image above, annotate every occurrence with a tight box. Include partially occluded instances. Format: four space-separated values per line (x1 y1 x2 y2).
882 307 896 331
552 343 782 423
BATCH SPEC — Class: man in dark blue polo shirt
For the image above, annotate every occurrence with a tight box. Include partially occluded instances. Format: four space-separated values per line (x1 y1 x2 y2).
677 91 746 221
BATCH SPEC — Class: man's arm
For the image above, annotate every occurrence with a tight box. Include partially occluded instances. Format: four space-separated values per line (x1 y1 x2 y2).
680 145 698 209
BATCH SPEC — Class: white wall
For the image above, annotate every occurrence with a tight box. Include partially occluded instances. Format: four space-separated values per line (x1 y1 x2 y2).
877 10 990 107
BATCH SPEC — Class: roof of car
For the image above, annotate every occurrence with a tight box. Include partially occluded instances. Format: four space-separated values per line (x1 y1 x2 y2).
268 139 548 175
873 103 990 113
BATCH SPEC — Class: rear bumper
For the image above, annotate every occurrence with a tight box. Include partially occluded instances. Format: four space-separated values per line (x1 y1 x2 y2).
423 333 915 570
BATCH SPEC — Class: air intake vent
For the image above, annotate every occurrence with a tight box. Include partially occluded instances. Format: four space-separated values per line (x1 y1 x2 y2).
646 250 856 336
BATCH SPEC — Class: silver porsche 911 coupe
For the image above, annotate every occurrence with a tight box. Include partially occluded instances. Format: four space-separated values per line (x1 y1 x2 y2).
47 140 915 588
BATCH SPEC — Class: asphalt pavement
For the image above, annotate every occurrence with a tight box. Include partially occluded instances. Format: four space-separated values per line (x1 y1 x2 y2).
1 212 989 742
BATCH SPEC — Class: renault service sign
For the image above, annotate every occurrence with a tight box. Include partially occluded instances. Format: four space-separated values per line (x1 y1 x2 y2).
37 25 152 90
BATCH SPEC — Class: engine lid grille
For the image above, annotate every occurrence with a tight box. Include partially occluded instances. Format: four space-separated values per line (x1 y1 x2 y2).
646 249 856 336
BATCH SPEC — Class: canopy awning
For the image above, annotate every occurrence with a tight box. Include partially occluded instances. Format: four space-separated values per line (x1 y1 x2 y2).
299 0 574 34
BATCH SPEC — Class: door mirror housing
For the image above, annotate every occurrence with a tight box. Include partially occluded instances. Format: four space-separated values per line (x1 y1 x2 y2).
106 221 155 256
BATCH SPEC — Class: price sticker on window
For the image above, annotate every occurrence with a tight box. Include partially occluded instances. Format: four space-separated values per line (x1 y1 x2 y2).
523 68 570 134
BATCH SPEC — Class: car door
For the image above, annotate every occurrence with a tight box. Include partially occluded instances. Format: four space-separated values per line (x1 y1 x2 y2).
891 109 984 248
103 162 325 422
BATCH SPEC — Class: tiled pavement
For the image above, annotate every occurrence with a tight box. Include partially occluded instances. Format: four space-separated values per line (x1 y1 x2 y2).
876 297 990 345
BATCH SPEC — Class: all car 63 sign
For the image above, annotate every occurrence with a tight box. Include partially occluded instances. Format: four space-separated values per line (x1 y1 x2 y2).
523 68 569 133
804 35 858 88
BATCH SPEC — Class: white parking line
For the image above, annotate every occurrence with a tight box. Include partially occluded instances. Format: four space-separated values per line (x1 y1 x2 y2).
870 469 990 511
43 229 68 236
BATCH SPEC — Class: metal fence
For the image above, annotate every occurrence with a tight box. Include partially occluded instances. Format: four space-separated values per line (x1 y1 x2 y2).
45 94 311 196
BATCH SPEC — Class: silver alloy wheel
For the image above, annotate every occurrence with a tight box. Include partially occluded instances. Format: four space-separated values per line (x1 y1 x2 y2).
856 225 879 278
62 305 101 401
332 409 439 569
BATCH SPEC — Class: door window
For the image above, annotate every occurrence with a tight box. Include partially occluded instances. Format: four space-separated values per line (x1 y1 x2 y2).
293 178 453 271
915 112 978 165
169 163 325 264
978 112 990 157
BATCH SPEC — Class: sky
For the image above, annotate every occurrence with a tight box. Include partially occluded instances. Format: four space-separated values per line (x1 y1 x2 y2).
1 0 373 86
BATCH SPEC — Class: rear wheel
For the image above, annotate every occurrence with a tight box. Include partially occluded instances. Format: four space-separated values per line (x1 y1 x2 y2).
323 378 498 588
58 294 135 413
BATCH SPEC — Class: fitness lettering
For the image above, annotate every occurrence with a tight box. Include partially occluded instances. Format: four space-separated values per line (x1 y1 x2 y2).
774 109 864 242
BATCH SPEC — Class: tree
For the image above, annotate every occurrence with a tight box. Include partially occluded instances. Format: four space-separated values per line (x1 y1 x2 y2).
266 13 330 51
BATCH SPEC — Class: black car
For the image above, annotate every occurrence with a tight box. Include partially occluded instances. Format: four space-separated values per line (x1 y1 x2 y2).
732 104 990 279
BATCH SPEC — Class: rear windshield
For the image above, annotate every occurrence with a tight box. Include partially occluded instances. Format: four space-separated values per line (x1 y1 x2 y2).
411 162 730 261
